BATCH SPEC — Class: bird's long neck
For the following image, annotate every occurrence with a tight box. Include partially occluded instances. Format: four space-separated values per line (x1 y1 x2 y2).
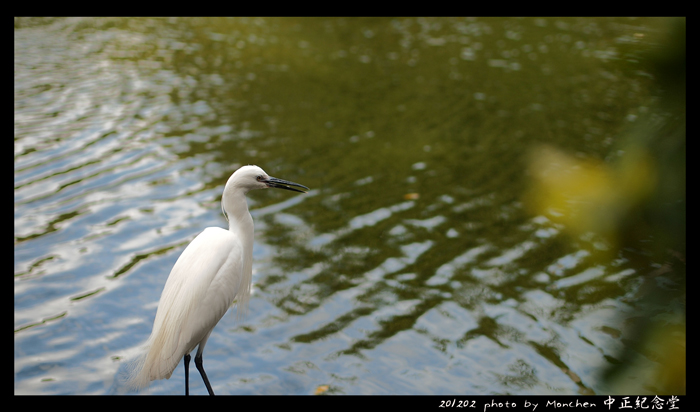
224 190 254 244
222 189 255 318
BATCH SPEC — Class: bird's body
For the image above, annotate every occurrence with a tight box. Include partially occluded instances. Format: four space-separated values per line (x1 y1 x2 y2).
128 165 307 395
134 227 250 384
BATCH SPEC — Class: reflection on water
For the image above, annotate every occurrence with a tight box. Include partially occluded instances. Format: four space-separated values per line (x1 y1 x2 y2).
15 17 678 394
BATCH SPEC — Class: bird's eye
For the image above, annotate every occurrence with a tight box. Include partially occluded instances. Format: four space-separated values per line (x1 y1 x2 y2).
256 175 263 181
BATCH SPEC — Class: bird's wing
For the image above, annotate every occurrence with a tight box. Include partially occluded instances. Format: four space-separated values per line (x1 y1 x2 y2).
144 227 241 380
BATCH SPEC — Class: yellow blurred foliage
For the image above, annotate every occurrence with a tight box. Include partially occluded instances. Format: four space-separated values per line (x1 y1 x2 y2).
526 17 684 396
527 145 657 249
608 320 686 395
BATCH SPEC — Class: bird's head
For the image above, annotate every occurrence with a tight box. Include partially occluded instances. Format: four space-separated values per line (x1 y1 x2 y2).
226 165 309 194
221 165 308 221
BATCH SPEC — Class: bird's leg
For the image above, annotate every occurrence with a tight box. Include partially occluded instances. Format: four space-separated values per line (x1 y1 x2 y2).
195 353 215 396
184 354 191 396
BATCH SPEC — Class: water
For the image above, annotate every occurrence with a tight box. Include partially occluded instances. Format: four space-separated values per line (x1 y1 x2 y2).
15 17 674 395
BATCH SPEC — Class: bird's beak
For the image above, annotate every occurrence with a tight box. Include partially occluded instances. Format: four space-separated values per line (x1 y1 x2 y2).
264 176 309 193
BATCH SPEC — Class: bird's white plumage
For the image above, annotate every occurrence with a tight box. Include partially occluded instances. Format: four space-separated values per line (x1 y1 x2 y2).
127 165 307 394
147 228 243 380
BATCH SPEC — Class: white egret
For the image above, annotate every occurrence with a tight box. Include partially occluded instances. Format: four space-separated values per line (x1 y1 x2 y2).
128 165 308 395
